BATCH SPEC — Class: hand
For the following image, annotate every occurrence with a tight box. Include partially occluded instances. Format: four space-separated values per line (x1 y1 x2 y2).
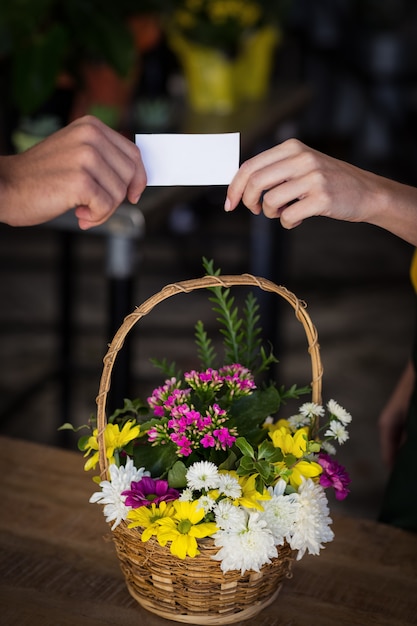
225 138 417 245
378 360 414 468
0 115 147 230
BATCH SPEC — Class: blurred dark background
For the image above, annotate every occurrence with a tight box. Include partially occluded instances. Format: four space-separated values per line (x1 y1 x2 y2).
1 0 417 521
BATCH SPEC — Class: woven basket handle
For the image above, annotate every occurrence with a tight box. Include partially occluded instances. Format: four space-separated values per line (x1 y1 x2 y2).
96 274 323 478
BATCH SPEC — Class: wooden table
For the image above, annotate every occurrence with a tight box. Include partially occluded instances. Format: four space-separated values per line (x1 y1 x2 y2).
1 436 416 626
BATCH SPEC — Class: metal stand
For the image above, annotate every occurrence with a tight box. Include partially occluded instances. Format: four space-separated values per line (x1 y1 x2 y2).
48 204 145 440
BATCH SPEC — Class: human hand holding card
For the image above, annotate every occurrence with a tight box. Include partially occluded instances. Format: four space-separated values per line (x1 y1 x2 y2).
135 133 240 186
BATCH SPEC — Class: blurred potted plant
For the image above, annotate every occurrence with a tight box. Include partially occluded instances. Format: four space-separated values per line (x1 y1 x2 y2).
164 0 292 113
0 0 141 146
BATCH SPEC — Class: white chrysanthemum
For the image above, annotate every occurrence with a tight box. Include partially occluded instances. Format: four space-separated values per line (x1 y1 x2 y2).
214 499 247 531
196 494 216 513
289 479 334 560
287 413 311 430
89 459 149 530
327 399 352 425
186 461 219 491
324 420 349 444
212 512 278 574
299 402 325 419
260 480 300 544
321 440 337 455
179 487 194 501
217 472 242 499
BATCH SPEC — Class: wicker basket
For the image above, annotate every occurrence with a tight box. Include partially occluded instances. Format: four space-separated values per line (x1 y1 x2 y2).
95 274 323 625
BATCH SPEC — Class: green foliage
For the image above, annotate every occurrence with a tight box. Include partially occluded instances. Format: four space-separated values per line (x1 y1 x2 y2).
133 439 179 479
194 320 217 370
199 257 278 376
235 435 283 492
167 0 293 54
108 397 150 424
0 0 136 115
150 357 181 380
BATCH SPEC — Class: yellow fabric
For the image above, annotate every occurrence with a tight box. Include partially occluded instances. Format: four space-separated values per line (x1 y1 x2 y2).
411 249 417 293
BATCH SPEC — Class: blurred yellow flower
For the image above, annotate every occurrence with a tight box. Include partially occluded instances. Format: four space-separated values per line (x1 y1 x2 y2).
83 420 140 471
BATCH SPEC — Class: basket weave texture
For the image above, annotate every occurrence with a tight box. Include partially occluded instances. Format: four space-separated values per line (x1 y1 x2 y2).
96 274 323 625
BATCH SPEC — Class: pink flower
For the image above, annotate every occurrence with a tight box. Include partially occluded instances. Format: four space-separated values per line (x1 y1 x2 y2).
170 433 192 456
201 433 216 448
214 427 236 449
318 453 351 501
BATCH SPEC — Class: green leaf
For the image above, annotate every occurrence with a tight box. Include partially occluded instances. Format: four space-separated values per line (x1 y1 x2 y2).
283 453 297 467
258 439 283 463
235 437 255 458
107 397 148 424
168 461 188 489
58 422 85 432
309 441 321 454
229 387 281 435
77 435 90 452
238 456 255 472
13 23 68 115
132 442 178 478
255 474 265 493
218 449 238 471
254 459 273 481
277 383 311 406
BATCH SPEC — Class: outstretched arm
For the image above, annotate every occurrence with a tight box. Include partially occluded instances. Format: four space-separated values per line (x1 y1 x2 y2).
0 116 147 230
225 139 417 246
378 359 415 468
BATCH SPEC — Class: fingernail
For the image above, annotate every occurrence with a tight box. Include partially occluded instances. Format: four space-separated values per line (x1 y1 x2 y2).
224 197 231 212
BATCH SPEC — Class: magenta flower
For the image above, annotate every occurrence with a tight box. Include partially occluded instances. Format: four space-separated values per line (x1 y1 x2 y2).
170 433 192 456
122 477 179 508
213 427 236 449
201 433 216 448
318 453 351 500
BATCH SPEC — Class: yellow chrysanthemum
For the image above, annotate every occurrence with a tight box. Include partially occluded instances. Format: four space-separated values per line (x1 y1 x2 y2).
127 501 175 541
234 473 271 511
83 420 140 471
269 426 309 458
289 460 323 489
155 500 218 559
264 418 291 433
270 425 322 489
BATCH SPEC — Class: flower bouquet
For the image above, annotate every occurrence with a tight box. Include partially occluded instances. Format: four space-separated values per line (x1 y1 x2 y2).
165 0 291 111
66 261 351 624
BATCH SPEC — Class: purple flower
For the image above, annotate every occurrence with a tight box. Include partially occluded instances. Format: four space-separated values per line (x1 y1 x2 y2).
318 453 351 501
122 477 179 508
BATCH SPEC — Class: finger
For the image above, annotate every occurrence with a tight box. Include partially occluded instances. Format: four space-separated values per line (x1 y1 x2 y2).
71 116 145 194
69 140 137 221
126 148 147 204
233 151 313 215
225 149 284 212
74 201 114 230
225 139 306 212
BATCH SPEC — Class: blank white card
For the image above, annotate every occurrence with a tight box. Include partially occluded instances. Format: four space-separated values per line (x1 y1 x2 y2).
135 133 240 186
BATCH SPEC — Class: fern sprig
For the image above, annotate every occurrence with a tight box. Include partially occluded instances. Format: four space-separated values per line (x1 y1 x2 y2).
150 357 182 380
195 319 217 369
210 289 244 364
201 257 278 374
